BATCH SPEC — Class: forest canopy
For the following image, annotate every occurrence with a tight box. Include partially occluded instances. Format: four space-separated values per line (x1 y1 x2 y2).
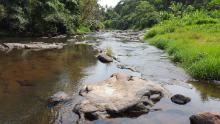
103 0 220 30
0 0 219 36
0 0 103 36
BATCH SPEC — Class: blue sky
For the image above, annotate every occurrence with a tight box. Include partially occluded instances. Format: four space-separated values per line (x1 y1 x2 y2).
98 0 120 7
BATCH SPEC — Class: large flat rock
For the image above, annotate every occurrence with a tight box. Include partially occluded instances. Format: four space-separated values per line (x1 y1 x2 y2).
73 73 165 123
0 42 66 52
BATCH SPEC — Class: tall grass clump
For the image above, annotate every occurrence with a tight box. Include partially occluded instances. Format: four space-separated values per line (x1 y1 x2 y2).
145 11 220 80
104 47 114 57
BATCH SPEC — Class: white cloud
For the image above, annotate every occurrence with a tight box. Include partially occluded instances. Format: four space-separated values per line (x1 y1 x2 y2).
98 0 120 7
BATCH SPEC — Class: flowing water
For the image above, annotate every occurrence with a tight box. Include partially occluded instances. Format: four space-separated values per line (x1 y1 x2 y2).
0 31 220 124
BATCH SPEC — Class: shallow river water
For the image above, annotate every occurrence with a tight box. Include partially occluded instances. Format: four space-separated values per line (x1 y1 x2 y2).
0 31 220 124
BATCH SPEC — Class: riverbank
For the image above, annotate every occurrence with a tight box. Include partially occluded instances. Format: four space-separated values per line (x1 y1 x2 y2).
145 12 220 81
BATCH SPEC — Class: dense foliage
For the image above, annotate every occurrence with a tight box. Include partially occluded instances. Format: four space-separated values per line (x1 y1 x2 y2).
104 0 220 30
0 0 103 36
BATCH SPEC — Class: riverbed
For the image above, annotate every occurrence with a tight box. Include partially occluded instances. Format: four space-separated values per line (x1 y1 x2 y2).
0 31 220 124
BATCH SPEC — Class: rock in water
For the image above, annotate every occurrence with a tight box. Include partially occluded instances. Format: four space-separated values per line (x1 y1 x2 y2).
190 112 220 124
171 94 191 105
0 43 9 52
97 53 113 63
117 64 137 72
0 42 66 52
73 73 165 123
48 91 70 106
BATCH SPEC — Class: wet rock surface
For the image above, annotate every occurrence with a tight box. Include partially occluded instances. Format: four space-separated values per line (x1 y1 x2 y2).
73 73 165 123
117 64 138 72
97 53 113 63
190 112 220 124
0 43 9 52
48 91 70 107
171 94 191 105
52 35 67 39
0 42 66 52
113 30 145 41
74 41 96 46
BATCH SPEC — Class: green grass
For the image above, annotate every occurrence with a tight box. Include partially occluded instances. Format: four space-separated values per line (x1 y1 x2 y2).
145 12 220 80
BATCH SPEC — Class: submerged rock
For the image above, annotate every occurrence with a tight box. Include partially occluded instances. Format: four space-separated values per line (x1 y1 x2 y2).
52 35 67 39
48 91 70 107
190 112 220 124
73 73 165 123
17 80 34 87
74 41 96 46
97 53 113 63
117 64 137 72
171 94 191 105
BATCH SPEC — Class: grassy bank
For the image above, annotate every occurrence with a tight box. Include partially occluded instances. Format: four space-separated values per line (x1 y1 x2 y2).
145 11 220 80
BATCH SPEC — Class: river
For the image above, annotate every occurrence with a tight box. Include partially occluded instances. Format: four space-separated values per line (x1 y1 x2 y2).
0 31 220 124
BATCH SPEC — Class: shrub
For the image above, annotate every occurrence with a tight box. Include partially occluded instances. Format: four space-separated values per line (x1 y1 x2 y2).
76 25 90 34
145 29 157 38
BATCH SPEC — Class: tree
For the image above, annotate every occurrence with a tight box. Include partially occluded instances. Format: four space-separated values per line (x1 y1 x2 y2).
104 0 160 30
79 0 104 30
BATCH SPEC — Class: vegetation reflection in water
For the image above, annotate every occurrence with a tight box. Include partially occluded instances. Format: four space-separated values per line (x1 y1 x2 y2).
0 45 96 124
190 81 220 101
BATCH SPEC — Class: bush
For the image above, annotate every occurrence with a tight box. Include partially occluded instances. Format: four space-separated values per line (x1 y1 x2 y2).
103 20 113 29
76 25 90 34
145 29 157 38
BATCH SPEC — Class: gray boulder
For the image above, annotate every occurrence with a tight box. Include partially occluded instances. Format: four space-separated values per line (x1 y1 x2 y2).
73 73 165 123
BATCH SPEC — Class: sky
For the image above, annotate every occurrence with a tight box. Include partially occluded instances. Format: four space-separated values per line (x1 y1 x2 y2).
98 0 120 7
